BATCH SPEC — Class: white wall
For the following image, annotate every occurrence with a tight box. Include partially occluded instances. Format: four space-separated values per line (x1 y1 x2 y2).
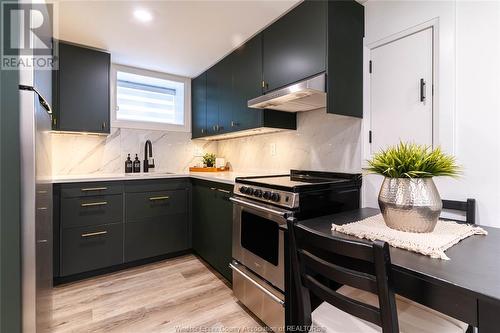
363 0 500 226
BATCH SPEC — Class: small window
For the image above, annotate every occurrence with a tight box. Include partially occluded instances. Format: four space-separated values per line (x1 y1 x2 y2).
111 65 190 131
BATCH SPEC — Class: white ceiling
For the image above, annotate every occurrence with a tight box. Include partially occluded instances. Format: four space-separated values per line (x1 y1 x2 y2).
56 0 301 78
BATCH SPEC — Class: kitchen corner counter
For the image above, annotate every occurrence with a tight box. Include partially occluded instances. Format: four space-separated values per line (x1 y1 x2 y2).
50 171 273 185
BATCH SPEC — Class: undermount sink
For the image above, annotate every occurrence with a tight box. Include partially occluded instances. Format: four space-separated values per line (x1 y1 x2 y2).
125 172 175 176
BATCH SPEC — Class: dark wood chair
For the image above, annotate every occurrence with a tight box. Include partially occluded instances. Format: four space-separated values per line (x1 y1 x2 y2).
442 199 476 224
287 218 469 333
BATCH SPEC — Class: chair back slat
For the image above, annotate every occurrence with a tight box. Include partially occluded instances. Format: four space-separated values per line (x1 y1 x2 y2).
303 275 382 326
294 224 375 262
288 217 400 333
442 198 476 224
299 249 378 294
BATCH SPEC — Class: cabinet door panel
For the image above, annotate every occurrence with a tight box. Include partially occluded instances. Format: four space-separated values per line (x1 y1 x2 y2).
206 66 220 136
61 194 123 229
57 42 110 133
263 1 326 92
214 191 233 281
192 180 233 282
191 73 207 138
125 189 188 220
61 223 123 276
217 55 233 134
232 35 263 131
124 213 189 262
192 182 217 265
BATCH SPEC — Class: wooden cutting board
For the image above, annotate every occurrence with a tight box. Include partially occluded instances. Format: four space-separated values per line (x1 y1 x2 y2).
189 167 230 172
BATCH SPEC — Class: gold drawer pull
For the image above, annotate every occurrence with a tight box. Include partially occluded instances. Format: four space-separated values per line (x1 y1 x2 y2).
149 196 170 201
81 187 108 192
81 231 108 238
81 201 108 207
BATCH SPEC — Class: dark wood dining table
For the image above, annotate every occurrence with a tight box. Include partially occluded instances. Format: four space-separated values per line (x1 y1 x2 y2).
297 208 500 332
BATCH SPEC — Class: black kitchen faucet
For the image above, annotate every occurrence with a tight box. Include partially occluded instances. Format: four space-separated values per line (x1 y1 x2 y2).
143 139 155 172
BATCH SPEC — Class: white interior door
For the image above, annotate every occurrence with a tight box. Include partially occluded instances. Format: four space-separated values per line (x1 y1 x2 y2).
370 27 433 154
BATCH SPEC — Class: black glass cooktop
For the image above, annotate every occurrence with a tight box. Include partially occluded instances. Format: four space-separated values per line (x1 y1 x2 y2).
236 170 361 192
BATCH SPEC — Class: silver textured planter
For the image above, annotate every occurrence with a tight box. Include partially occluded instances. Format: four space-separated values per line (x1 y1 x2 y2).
378 177 442 233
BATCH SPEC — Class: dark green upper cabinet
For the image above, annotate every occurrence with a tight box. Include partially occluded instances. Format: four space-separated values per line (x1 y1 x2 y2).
217 55 234 134
231 35 263 131
191 34 296 139
205 64 220 136
326 1 364 118
54 41 110 134
262 1 327 92
190 0 363 139
191 73 207 139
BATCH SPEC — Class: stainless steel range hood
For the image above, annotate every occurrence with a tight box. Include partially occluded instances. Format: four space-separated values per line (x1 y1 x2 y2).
248 73 326 112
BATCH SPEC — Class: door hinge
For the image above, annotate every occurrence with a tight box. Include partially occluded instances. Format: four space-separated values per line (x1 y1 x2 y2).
369 130 372 143
369 60 372 74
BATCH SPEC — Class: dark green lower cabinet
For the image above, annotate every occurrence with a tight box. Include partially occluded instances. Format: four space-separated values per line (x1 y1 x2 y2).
56 178 233 282
55 179 191 280
192 180 233 282
124 214 189 262
61 223 123 276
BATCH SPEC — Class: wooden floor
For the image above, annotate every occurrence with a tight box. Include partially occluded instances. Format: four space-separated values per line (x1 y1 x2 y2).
50 254 264 333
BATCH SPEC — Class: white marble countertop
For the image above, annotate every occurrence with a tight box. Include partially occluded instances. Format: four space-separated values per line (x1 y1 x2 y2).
50 171 274 185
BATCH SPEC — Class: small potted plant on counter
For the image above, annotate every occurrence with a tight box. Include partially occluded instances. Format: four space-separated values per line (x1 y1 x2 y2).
202 153 216 168
366 142 460 233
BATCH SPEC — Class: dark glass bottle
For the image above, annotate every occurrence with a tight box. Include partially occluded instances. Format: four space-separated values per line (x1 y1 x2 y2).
125 154 133 173
133 154 141 173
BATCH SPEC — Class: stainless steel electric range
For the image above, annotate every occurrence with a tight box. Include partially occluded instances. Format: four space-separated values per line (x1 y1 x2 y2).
229 170 362 331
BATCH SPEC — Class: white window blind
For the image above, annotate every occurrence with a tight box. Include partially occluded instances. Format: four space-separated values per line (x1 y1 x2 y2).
116 70 185 125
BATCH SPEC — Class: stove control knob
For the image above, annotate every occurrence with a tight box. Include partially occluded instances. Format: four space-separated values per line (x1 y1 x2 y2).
253 189 263 198
246 187 254 195
239 186 247 194
271 193 280 202
263 191 271 200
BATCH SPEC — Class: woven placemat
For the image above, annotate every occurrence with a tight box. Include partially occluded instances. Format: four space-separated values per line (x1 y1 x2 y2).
332 214 487 260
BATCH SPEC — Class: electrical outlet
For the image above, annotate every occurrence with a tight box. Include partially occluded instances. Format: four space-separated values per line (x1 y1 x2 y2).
270 143 277 156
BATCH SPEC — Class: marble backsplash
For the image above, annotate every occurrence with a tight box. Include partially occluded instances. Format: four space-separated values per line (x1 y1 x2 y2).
51 128 217 175
217 109 362 174
51 109 362 176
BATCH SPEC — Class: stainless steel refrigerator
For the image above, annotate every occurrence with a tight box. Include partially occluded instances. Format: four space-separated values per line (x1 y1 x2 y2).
19 52 53 333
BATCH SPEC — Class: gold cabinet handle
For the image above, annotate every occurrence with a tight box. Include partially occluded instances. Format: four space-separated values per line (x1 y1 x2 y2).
81 187 108 192
149 196 170 201
81 231 107 238
81 201 108 207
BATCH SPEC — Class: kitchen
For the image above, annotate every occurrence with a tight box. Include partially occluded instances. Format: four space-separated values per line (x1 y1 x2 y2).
1 0 500 332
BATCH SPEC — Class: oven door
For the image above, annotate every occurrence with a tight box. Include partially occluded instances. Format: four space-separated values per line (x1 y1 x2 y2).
230 196 288 291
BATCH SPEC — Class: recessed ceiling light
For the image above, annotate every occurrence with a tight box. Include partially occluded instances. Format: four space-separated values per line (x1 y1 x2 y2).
134 9 153 23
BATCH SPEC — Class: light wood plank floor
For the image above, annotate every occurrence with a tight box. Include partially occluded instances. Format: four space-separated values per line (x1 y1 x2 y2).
50 254 264 333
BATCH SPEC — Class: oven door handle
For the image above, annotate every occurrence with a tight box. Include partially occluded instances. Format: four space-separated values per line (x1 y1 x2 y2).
229 197 289 218
229 263 285 306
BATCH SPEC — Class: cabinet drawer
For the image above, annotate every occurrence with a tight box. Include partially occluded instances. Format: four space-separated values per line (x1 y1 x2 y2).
125 189 188 220
61 181 123 198
124 213 189 262
61 194 123 229
61 223 123 276
124 178 189 193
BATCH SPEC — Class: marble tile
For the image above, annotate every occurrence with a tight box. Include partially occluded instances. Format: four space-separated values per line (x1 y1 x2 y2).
51 128 217 176
217 108 362 174
51 109 361 177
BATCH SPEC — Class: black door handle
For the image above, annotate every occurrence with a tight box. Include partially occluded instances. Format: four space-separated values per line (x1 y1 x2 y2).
420 78 426 102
